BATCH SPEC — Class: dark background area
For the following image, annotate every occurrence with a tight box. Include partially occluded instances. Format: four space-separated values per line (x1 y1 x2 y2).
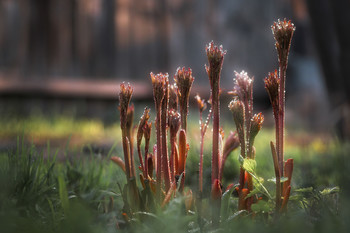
0 0 349 139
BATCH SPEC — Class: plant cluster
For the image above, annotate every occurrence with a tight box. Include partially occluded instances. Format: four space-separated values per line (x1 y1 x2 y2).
111 19 298 228
107 19 340 231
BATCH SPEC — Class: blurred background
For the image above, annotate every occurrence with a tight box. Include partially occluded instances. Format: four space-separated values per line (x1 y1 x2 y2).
0 0 349 146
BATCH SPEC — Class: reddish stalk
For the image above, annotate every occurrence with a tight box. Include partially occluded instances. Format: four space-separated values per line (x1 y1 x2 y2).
119 83 141 211
177 129 187 192
126 105 135 178
268 18 295 213
271 19 295 177
119 83 134 180
161 78 171 191
278 65 286 175
283 159 294 197
212 93 220 184
169 132 177 183
143 121 152 178
155 106 162 200
206 41 226 226
270 141 281 212
206 42 225 185
150 72 167 201
168 110 180 185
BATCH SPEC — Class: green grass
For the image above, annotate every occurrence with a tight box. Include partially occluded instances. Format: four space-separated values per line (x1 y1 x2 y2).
0 116 348 232
0 116 121 146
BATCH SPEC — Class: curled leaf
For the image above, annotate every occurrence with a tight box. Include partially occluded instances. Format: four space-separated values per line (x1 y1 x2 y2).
111 156 126 173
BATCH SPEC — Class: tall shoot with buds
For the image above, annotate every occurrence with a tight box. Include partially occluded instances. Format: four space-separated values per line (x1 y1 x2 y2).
119 83 140 211
173 67 193 192
271 19 295 176
174 67 194 131
160 77 171 191
119 83 135 181
266 19 295 213
151 72 167 200
205 41 226 225
229 71 264 211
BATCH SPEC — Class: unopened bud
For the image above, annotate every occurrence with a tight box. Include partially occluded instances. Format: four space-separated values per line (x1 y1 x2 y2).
150 72 168 107
264 70 279 106
119 83 133 127
229 99 245 132
168 109 180 138
250 112 264 142
271 19 295 68
205 41 226 91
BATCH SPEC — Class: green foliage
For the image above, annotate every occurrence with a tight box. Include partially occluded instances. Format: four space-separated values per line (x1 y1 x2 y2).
242 157 256 174
221 184 236 220
320 187 339 196
240 156 272 199
0 126 348 233
58 172 69 214
251 200 272 213
267 177 288 183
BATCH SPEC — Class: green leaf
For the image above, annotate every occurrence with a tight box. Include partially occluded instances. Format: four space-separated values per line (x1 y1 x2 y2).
246 188 261 198
251 200 272 213
226 210 247 222
58 173 69 214
294 187 313 193
288 195 304 201
248 173 272 200
221 185 235 220
267 177 288 184
99 190 121 197
242 158 256 174
320 187 339 195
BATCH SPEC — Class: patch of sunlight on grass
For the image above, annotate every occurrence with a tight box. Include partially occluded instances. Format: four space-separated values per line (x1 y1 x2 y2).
0 116 122 144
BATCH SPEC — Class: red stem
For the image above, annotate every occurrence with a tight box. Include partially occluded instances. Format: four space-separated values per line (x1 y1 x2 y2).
181 108 188 131
170 136 176 184
122 130 131 180
156 108 162 200
212 94 219 184
238 127 246 191
270 141 281 212
161 112 171 191
144 139 150 178
245 98 252 159
278 66 286 177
